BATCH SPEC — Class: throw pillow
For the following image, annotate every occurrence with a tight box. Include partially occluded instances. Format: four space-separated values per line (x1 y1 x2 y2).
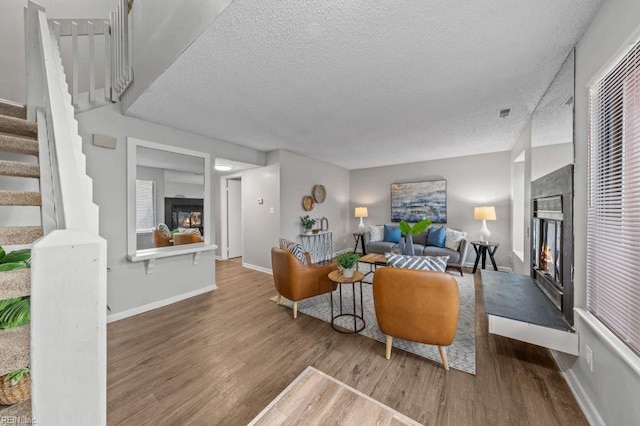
369 225 384 242
177 227 202 237
383 224 402 243
279 238 307 266
426 226 446 248
385 253 449 272
445 228 467 251
157 223 171 237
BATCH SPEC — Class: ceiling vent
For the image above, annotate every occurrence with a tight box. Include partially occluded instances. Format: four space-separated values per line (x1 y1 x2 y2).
499 108 511 118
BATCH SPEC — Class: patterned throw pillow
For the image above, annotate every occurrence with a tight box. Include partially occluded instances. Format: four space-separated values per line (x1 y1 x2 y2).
385 253 449 272
445 228 467 251
157 223 171 237
369 225 384 242
279 238 308 266
177 227 202 237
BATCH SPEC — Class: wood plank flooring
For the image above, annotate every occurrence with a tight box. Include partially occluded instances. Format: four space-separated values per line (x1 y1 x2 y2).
107 259 587 425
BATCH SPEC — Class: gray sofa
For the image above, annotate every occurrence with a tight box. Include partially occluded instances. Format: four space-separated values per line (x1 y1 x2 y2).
363 224 469 276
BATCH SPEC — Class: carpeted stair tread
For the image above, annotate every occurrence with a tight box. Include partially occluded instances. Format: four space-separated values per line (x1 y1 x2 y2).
0 326 30 377
0 398 32 419
0 191 41 207
0 101 27 120
0 116 37 139
0 161 39 179
0 227 43 246
0 269 30 300
0 135 38 156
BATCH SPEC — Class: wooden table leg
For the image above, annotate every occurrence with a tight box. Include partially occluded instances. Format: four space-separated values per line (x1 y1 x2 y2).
488 246 499 271
472 245 481 273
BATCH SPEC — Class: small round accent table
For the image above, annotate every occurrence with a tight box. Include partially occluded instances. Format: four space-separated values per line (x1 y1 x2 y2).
328 270 365 333
471 241 500 273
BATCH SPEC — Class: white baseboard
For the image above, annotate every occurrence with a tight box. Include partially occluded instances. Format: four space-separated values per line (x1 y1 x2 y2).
550 351 605 426
243 262 272 275
107 284 217 323
215 255 223 260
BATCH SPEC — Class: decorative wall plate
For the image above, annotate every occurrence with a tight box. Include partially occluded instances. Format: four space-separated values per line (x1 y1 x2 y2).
312 184 326 203
303 195 314 211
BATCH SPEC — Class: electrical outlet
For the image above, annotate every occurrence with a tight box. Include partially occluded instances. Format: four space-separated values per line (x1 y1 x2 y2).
586 345 594 372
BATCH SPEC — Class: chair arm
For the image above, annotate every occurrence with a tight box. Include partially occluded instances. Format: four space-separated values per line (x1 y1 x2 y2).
458 238 469 266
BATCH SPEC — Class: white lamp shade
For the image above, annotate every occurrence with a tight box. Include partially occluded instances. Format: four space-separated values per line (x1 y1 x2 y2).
354 207 368 218
474 206 496 221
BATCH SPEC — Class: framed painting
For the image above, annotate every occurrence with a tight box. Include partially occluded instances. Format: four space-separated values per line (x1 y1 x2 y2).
391 180 447 223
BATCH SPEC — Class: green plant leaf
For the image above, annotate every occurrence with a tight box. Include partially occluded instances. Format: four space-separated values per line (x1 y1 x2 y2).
0 246 5 261
0 249 31 264
0 298 21 311
337 252 359 269
0 262 28 272
4 368 29 386
399 220 411 235
0 297 30 329
411 219 432 235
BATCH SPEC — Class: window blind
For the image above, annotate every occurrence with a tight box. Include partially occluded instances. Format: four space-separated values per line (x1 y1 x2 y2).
136 180 156 232
588 39 640 355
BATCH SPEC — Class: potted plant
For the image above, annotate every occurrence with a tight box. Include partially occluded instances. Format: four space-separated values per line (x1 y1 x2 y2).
0 368 30 405
337 252 359 278
398 219 432 255
299 215 317 235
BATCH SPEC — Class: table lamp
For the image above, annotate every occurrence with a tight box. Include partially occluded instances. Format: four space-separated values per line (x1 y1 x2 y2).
355 207 368 233
474 206 496 242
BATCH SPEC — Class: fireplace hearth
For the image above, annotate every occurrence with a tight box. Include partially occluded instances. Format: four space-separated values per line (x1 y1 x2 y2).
531 165 574 325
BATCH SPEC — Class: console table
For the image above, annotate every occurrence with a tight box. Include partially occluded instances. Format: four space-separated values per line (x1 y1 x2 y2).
298 231 333 264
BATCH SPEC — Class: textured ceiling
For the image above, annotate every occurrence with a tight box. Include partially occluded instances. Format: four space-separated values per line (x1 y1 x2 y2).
127 0 602 170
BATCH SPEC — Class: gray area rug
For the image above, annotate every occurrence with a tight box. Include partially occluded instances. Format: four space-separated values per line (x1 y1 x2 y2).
273 263 476 374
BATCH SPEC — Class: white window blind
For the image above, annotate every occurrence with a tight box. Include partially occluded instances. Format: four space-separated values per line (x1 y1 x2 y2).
588 39 640 355
136 180 156 232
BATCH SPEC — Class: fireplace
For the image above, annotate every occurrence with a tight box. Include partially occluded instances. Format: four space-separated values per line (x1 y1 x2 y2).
531 165 574 325
165 197 204 236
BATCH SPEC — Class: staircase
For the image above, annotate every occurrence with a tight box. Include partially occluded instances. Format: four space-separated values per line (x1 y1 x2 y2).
0 101 40 418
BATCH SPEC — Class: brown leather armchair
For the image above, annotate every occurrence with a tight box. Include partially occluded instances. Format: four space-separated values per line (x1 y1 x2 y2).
373 267 459 370
271 247 338 318
173 232 204 245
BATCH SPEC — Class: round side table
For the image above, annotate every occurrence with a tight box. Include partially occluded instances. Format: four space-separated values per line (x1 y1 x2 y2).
328 270 365 333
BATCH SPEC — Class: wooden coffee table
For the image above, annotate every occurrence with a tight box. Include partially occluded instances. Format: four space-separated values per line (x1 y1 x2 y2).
358 253 387 278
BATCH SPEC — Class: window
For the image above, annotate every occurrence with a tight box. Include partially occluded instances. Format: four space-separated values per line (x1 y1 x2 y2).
136 180 156 233
588 39 640 354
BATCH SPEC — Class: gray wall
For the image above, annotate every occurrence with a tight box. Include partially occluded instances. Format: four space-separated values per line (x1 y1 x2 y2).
531 142 574 181
276 150 351 253
553 1 640 424
350 151 512 268
76 103 264 316
510 122 532 274
242 164 280 270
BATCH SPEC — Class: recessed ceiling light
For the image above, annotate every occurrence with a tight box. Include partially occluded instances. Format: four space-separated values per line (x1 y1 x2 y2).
215 164 234 171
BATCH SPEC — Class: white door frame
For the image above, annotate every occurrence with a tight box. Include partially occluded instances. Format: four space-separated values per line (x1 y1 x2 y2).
219 173 242 260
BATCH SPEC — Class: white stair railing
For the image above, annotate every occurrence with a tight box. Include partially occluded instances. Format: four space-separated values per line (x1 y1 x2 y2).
45 0 132 111
25 1 107 424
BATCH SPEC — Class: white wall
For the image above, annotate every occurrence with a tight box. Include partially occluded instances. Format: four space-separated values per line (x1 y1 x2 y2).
350 151 512 268
275 150 351 253
121 0 233 111
554 1 640 425
76 103 264 316
0 0 113 103
531 142 574 181
241 164 280 271
510 122 532 274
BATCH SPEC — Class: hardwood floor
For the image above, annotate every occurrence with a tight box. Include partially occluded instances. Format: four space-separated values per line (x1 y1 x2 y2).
107 260 587 425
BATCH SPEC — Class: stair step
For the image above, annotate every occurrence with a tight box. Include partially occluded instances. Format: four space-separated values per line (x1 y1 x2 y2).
0 161 39 179
0 326 30 377
0 101 27 120
0 227 43 246
0 116 37 139
0 135 38 156
0 191 41 207
0 269 30 300
0 398 32 419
